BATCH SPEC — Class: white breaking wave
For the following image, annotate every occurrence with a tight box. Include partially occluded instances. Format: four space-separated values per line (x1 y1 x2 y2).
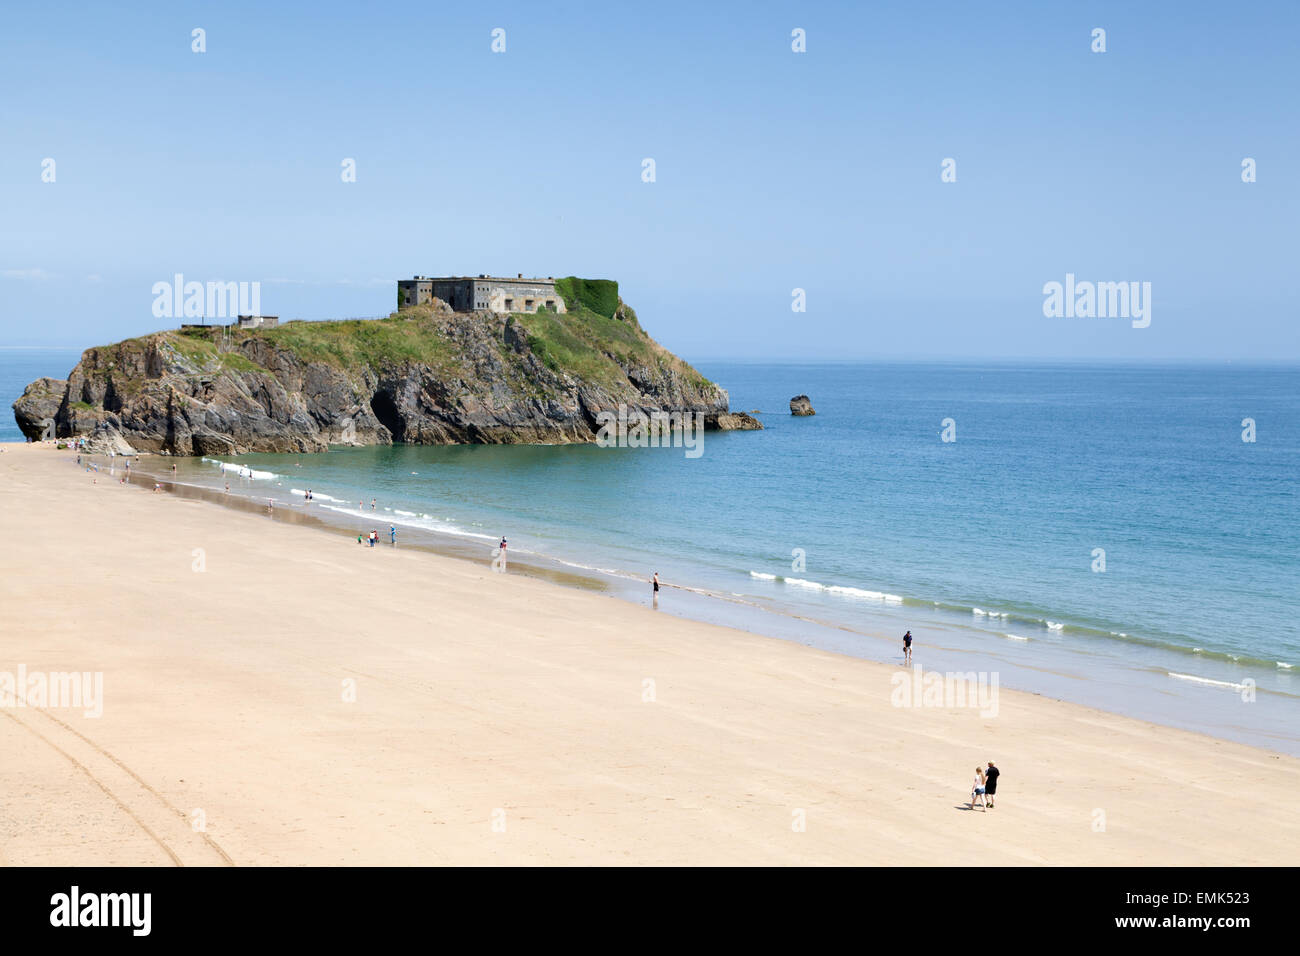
825 585 904 605
203 457 276 481
1167 672 1248 690
320 505 494 541
784 577 823 591
1046 621 1065 631
1002 633 1030 642
757 575 903 604
290 488 345 502
1279 662 1294 670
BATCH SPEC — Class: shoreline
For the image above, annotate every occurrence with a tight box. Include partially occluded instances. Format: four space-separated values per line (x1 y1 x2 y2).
3 440 1299 865
112 447 1300 757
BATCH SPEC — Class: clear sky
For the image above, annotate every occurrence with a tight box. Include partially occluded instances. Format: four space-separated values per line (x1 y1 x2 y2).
2 0 1297 360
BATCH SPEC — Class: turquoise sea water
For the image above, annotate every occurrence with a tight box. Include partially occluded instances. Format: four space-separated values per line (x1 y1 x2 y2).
7 354 1299 751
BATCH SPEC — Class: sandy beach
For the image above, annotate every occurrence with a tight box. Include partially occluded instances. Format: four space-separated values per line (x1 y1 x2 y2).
1 441 1297 866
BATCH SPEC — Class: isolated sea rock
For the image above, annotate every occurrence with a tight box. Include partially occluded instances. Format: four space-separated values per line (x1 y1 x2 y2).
789 394 816 416
14 301 763 453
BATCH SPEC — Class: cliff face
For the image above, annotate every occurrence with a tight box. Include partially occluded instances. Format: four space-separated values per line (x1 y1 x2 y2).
13 301 759 454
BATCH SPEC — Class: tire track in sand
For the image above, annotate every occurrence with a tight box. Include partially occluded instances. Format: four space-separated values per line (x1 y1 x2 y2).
2 705 234 866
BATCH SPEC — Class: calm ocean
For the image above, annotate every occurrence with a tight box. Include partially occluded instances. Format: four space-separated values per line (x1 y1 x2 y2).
7 352 1299 752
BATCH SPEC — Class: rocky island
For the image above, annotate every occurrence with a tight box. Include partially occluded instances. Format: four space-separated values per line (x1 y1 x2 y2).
790 394 816 416
13 280 760 455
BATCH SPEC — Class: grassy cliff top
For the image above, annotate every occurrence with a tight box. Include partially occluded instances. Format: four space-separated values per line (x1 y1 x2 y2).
132 302 714 395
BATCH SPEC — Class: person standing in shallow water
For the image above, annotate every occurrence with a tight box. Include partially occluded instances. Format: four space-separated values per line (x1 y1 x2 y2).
652 572 660 609
903 630 913 664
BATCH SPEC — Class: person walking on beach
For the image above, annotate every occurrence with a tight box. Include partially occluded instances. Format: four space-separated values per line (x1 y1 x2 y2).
903 630 913 664
984 761 999 808
652 572 661 608
368 530 377 548
970 766 988 811
390 525 397 546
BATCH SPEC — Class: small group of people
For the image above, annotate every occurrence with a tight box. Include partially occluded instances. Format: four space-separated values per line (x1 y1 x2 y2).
303 489 315 502
358 527 398 547
969 761 1000 811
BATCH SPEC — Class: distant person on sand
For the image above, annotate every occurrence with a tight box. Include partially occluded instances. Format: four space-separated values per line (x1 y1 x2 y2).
390 525 397 546
499 536 507 552
970 766 988 811
368 530 377 548
652 572 660 608
357 534 364 545
984 761 999 808
903 630 913 664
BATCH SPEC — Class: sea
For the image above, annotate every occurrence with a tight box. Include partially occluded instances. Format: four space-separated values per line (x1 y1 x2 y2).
6 349 1298 753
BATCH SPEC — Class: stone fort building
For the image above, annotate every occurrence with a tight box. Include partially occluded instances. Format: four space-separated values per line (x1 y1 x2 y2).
398 274 566 314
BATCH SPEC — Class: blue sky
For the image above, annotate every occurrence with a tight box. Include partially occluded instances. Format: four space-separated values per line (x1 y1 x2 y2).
1 0 1297 360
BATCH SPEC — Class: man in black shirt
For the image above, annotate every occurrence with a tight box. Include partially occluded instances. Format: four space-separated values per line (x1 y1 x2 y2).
984 761 1000 808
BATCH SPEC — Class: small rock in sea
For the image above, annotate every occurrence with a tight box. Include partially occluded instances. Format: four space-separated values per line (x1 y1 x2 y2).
789 395 815 416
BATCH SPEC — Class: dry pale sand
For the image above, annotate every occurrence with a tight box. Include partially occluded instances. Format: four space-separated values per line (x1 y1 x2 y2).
1 442 1296 866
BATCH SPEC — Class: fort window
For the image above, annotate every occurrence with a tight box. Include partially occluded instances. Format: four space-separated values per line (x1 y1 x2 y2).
525 299 534 310
505 299 513 310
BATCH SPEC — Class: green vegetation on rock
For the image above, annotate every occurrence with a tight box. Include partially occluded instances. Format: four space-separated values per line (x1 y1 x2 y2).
12 290 754 453
554 277 619 318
